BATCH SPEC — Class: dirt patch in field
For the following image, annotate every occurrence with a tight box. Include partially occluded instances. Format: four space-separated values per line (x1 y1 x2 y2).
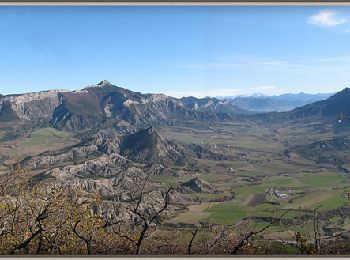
166 202 217 224
247 193 266 207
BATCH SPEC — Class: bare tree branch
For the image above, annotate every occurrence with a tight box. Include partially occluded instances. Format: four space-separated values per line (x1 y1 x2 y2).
131 186 173 255
230 208 291 255
188 228 198 255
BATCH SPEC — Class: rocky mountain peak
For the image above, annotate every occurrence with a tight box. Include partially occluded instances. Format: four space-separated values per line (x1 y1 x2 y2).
84 80 113 90
97 80 112 87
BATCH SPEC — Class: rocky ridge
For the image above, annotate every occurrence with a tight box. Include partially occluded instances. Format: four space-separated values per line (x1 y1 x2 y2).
0 80 249 131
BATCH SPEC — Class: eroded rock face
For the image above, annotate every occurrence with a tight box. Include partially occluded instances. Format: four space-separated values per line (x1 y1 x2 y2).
145 163 179 176
181 178 215 193
14 124 234 226
94 128 122 154
47 155 126 179
0 90 63 122
120 126 179 164
41 162 146 199
33 154 136 195
20 128 123 170
19 126 229 183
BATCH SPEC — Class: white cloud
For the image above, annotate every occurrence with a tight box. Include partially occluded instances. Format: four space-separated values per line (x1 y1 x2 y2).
251 85 276 91
164 85 286 98
176 55 350 74
175 59 296 71
165 88 241 98
250 85 285 96
308 10 348 27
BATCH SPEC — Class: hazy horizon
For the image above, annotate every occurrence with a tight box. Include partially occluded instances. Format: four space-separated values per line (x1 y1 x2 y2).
0 79 336 99
1 6 350 97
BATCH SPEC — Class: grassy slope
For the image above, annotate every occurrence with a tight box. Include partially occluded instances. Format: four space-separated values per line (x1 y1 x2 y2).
0 127 74 163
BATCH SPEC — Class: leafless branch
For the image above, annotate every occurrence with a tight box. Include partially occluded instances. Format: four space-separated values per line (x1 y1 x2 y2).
72 219 93 255
230 208 291 254
188 227 198 255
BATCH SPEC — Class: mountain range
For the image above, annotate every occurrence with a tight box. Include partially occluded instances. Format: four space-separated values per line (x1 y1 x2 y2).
1 81 344 131
221 92 333 112
1 81 349 141
0 80 249 133
260 87 350 124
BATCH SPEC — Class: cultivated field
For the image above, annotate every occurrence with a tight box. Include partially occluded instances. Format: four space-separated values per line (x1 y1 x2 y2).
159 120 350 240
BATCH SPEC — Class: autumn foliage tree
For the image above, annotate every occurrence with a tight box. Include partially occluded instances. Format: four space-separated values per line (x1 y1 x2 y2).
0 167 109 254
2 166 349 255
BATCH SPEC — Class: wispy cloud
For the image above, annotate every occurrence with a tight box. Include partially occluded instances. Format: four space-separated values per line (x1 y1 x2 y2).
308 10 348 27
174 59 297 71
250 85 286 96
251 85 276 91
168 54 350 98
165 88 241 98
164 85 286 98
175 55 350 73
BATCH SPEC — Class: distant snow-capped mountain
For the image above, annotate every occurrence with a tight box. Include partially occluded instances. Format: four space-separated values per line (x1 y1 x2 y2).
219 92 333 112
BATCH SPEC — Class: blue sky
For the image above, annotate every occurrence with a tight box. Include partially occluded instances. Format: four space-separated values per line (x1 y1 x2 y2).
1 6 350 97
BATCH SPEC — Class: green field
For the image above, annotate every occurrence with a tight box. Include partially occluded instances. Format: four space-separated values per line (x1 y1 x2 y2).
300 172 346 187
160 120 350 241
0 127 74 163
22 127 71 146
205 203 250 224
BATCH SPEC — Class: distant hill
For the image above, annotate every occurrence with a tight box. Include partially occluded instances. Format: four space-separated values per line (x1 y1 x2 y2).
120 126 187 164
286 137 350 168
254 88 350 124
222 92 332 112
287 88 350 120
